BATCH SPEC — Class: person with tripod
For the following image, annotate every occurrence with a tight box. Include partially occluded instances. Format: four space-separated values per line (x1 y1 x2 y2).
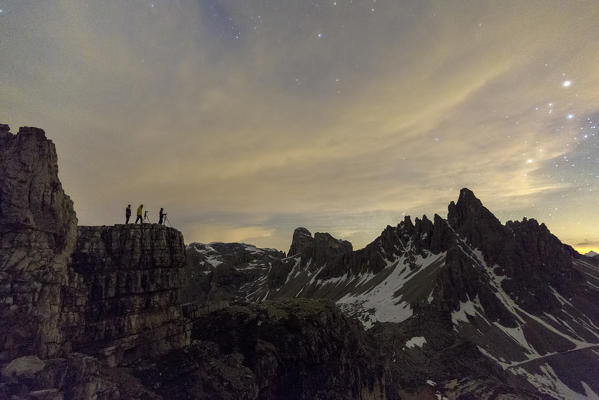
135 204 143 224
159 208 167 225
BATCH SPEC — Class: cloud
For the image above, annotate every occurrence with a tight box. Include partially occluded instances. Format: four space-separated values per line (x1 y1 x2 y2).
575 240 599 248
184 224 275 245
1 0 599 249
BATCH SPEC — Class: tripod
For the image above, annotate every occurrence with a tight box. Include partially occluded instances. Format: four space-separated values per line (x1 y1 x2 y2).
164 215 172 227
143 211 152 224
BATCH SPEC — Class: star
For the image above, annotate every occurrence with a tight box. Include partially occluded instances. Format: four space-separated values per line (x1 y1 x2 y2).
567 114 575 120
317 33 323 38
562 80 572 87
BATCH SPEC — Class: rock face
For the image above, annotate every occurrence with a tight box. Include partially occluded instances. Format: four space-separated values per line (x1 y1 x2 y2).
0 125 78 360
65 225 190 367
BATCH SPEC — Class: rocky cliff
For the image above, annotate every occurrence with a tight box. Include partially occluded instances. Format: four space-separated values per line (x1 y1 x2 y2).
0 126 191 398
0 125 78 361
66 224 190 367
0 125 190 367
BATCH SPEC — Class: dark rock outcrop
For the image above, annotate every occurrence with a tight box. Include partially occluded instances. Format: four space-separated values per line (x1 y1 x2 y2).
288 227 353 267
1 353 160 400
188 299 386 400
133 340 259 400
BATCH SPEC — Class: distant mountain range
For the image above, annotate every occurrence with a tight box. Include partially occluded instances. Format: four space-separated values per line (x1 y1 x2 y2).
185 188 599 399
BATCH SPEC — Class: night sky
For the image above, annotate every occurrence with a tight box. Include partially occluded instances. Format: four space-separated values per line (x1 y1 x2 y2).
1 0 599 252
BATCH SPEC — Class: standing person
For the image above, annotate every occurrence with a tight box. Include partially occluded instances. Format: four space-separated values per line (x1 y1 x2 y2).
135 204 143 224
125 204 132 224
159 208 166 225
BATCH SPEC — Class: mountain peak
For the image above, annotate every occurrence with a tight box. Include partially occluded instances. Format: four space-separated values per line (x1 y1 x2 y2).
447 188 500 231
293 227 311 237
454 188 485 214
288 227 313 257
458 187 478 202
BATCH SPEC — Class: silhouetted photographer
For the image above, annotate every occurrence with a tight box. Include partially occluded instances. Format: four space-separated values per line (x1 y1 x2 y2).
159 208 167 225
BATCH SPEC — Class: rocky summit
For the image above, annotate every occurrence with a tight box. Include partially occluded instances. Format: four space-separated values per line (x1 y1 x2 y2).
2 124 599 400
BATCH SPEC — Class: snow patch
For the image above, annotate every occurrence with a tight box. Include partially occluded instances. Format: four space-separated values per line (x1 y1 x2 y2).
336 252 445 328
451 296 479 325
405 336 427 349
426 290 434 303
204 255 223 267
493 323 538 357
513 363 599 400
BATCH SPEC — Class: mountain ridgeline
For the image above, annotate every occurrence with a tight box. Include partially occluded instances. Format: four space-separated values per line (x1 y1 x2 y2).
186 189 599 399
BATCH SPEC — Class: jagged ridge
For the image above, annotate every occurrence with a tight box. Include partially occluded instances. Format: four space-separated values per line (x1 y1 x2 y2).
186 188 599 399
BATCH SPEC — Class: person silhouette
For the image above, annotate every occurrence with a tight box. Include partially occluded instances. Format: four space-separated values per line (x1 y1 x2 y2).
135 204 143 224
159 208 166 225
125 204 132 224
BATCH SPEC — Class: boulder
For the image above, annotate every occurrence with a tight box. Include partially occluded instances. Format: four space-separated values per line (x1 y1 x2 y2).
1 356 46 379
